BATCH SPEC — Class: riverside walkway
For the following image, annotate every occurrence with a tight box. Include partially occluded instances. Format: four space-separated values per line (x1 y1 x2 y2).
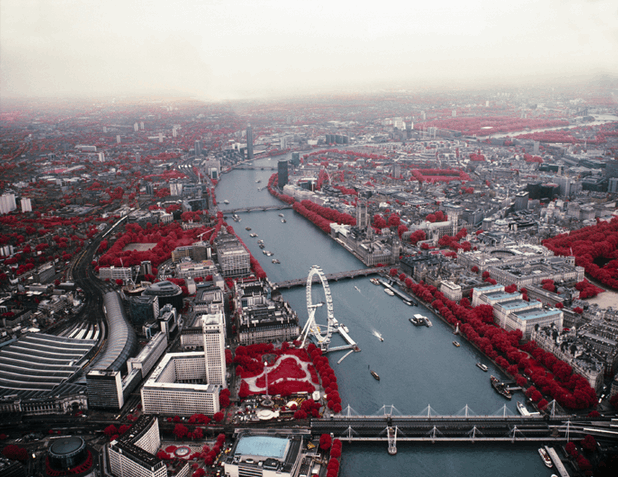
274 267 387 289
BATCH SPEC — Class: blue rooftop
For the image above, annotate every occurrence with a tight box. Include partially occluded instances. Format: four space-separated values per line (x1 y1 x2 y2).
514 309 561 321
234 436 288 459
485 292 518 301
500 299 533 310
473 284 503 293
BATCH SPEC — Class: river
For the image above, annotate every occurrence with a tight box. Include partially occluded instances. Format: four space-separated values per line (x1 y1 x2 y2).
215 155 552 476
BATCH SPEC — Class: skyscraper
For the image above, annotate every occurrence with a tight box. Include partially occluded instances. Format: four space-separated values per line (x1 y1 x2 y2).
277 160 288 189
195 140 202 156
246 125 253 160
202 312 226 388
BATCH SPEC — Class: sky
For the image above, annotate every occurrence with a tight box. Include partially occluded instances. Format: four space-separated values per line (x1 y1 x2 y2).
1 0 617 100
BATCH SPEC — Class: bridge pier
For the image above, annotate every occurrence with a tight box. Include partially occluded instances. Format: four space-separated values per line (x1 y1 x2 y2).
387 426 398 455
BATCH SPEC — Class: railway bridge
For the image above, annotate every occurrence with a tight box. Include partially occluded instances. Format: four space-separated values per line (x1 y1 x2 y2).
310 405 616 453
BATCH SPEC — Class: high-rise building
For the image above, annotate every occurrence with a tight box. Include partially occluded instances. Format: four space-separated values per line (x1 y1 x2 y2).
606 160 618 179
246 125 253 160
202 312 226 388
20 197 32 213
277 160 288 189
514 191 529 211
195 140 202 156
291 152 300 167
0 193 16 214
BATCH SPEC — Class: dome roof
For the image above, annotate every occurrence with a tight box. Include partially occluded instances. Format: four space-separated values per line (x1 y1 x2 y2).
144 280 182 297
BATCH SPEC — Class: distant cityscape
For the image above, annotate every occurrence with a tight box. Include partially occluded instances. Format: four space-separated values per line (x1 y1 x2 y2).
1 84 618 476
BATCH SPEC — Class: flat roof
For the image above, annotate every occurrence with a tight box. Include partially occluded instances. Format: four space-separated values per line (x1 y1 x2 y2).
500 299 534 310
234 435 289 460
485 292 517 301
514 309 562 321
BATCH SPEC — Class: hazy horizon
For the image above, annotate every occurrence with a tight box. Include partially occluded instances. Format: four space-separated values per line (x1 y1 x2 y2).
2 0 617 101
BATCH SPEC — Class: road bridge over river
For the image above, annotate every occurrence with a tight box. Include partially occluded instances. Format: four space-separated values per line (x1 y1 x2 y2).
273 267 387 289
220 204 294 214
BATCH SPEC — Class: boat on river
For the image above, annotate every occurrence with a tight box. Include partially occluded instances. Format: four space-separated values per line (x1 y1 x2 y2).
490 375 512 400
370 278 380 285
281 218 286 223
370 370 380 381
476 362 488 372
249 233 258 237
278 213 285 217
452 341 461 347
223 200 229 204
272 259 280 264
538 447 553 468
412 314 432 327
517 401 540 417
245 227 251 231
384 288 394 296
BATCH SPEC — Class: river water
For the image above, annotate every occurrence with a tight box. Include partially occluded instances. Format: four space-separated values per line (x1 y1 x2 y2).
216 155 551 476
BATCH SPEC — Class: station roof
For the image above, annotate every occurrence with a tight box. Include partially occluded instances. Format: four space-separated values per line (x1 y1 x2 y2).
0 333 95 399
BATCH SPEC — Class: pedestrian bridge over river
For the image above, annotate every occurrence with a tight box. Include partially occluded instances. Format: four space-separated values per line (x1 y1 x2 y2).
311 404 618 453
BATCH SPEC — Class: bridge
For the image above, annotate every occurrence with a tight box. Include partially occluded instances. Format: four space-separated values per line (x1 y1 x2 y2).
311 404 617 453
232 165 278 170
274 267 386 289
221 204 294 214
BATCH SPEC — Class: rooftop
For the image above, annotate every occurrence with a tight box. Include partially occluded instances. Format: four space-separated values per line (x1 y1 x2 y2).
234 435 289 460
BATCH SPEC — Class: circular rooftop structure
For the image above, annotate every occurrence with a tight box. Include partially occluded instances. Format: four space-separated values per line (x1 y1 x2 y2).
144 280 183 310
145 280 182 297
48 436 88 472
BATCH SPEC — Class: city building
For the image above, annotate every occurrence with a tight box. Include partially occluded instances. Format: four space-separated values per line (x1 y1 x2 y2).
214 232 251 278
107 415 188 477
143 281 184 312
99 266 133 282
202 312 227 387
223 430 306 477
126 331 168 380
440 280 462 302
176 259 217 280
47 436 95 476
278 160 289 189
140 351 220 416
0 193 17 215
246 125 253 160
234 279 300 345
129 295 159 325
472 284 563 340
459 245 584 288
